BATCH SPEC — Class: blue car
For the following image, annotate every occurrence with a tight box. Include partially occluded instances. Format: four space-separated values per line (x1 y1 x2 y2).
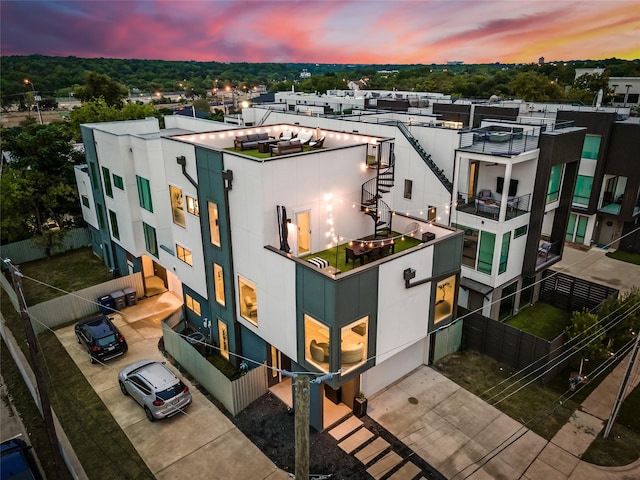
0 438 42 480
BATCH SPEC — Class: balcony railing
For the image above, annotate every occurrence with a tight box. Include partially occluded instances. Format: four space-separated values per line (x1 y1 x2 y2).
456 192 531 221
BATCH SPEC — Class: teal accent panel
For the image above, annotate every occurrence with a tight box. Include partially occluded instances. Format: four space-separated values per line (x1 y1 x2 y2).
194 147 239 354
432 232 464 276
240 324 267 366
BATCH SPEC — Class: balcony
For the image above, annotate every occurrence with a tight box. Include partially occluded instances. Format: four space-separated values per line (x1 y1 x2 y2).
459 128 540 156
456 192 531 221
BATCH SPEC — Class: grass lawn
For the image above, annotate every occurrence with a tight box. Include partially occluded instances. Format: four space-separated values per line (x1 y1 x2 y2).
435 349 639 466
301 233 422 273
506 303 571 340
606 250 640 265
1 248 154 479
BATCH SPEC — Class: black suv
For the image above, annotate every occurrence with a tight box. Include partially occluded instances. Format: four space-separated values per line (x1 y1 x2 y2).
74 315 128 364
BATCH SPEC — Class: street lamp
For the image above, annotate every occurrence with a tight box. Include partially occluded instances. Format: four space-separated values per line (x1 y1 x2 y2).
24 79 43 125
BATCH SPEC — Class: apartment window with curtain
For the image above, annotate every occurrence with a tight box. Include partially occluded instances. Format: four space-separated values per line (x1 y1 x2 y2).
108 209 119 240
581 135 601 160
213 263 225 306
499 232 510 274
208 201 221 247
477 232 495 274
573 175 593 206
142 222 158 257
176 244 192 266
102 167 113 198
136 176 153 212
546 165 563 203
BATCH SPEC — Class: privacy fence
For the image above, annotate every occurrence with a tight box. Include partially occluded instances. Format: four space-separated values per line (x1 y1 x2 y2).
540 269 619 312
460 307 567 384
161 321 268 416
1 227 91 264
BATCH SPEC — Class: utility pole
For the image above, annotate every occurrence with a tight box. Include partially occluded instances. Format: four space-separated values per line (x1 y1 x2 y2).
603 331 640 438
8 262 67 477
294 375 310 479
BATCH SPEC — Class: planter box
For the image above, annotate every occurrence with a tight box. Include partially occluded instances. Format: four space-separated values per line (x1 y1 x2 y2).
353 397 368 418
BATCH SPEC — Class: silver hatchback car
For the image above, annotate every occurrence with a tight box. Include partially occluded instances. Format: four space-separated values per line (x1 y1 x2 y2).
118 360 192 421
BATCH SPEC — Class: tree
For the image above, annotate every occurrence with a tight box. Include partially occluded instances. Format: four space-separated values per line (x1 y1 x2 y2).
565 309 607 372
193 98 211 113
0 123 83 243
74 71 129 107
595 287 640 351
509 71 564 102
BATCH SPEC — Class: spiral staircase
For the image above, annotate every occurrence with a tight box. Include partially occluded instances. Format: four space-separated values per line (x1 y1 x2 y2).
361 141 395 237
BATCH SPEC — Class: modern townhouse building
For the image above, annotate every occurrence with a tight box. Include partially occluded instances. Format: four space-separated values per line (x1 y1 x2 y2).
76 115 463 430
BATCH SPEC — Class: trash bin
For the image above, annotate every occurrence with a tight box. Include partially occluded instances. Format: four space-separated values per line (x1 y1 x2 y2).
123 287 137 306
110 290 126 310
98 295 115 315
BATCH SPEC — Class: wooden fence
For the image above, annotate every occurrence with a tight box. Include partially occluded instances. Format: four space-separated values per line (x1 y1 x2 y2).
1 227 92 264
162 321 268 416
540 270 619 312
461 307 568 384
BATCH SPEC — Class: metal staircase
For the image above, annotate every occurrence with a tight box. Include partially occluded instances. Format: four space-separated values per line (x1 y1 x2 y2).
361 141 395 237
397 122 453 193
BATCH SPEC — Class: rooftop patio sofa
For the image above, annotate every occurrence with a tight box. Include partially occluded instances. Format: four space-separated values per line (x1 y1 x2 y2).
234 132 271 150
270 139 303 156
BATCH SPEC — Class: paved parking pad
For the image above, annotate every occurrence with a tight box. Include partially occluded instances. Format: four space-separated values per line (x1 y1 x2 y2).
55 293 288 480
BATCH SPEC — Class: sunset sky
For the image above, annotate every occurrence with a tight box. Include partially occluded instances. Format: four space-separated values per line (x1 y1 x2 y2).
1 0 638 64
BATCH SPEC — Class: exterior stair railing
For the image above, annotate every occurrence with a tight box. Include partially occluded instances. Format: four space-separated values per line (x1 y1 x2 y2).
361 141 395 237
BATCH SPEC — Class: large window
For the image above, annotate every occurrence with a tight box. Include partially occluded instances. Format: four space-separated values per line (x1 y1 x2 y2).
434 275 456 324
499 232 510 274
136 176 153 212
108 210 119 240
208 201 221 246
185 294 201 315
170 185 185 227
477 232 495 274
102 167 113 198
573 175 593 206
142 222 158 257
176 244 192 266
546 165 563 203
238 277 258 325
566 213 589 243
187 195 199 216
340 317 368 372
304 314 330 373
459 226 479 268
213 263 225 306
581 135 601 160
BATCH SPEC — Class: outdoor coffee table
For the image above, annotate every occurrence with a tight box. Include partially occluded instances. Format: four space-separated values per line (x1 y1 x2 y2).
257 139 278 153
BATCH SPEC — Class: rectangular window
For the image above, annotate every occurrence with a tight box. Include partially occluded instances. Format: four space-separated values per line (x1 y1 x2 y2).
218 320 229 360
304 314 330 373
576 216 588 243
435 275 456 324
546 164 562 203
209 202 221 247
102 167 113 198
136 176 153 212
176 244 192 266
581 134 601 160
566 214 577 242
404 179 413 199
113 174 124 190
142 222 158 257
573 175 593 206
213 263 225 306
239 276 258 325
81 195 90 208
428 205 437 222
170 185 185 227
499 232 510 274
89 162 99 190
477 231 495 274
514 225 528 238
185 294 201 315
457 225 478 268
340 317 368 372
108 209 120 240
186 195 199 216
97 204 106 230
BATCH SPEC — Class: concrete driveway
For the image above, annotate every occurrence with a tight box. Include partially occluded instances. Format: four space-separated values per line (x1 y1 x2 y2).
55 292 288 480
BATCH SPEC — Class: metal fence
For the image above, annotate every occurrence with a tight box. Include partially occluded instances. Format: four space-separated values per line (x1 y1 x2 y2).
540 270 619 312
26 273 144 334
0 227 92 264
161 321 268 416
461 307 568 384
